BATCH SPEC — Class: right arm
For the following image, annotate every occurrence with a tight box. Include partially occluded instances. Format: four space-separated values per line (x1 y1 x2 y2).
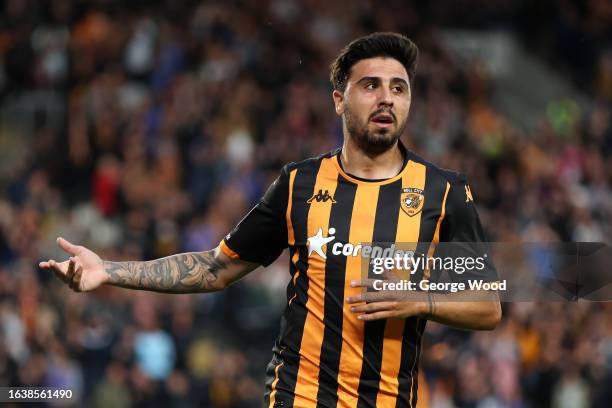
103 247 258 293
41 166 290 293
40 238 259 293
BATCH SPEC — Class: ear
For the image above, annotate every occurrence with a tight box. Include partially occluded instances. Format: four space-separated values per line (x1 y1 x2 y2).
332 90 344 116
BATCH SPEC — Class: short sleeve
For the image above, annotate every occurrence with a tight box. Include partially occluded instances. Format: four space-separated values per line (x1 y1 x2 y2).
438 174 497 282
220 166 290 266
442 174 487 243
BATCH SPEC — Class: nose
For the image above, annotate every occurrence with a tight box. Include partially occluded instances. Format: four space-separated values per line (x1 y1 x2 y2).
378 86 393 107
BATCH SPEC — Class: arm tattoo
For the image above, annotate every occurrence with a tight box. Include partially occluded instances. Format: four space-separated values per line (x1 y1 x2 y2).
103 251 228 293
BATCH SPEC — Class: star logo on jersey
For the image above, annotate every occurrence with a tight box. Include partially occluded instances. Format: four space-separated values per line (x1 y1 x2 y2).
401 187 424 217
307 189 336 204
307 227 336 259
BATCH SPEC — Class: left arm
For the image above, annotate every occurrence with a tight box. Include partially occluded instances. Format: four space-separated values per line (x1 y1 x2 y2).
420 292 501 330
426 175 501 330
348 174 501 330
347 284 501 330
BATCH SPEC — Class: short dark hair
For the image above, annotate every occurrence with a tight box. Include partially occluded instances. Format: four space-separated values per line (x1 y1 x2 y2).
329 32 419 92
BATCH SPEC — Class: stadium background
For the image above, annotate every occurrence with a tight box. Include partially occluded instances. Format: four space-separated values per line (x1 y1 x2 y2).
0 0 610 407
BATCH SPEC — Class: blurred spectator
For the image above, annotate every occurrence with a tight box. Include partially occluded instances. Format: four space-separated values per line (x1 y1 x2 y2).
132 297 176 381
0 1 610 407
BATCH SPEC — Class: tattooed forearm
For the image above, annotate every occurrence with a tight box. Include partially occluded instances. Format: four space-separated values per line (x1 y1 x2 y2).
103 251 228 293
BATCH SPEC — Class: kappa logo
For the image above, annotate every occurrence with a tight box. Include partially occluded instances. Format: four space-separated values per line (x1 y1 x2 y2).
465 185 474 202
401 187 424 217
307 189 336 204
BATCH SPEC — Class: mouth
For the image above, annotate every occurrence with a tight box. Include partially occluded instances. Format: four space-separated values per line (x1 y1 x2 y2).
370 113 395 128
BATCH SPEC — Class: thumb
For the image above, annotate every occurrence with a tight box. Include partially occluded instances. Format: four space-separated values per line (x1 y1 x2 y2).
57 237 80 256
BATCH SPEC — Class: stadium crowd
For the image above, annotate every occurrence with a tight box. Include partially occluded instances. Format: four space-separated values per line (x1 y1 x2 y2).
0 0 610 407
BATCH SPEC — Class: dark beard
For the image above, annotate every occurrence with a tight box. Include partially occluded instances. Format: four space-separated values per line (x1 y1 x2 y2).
344 105 407 156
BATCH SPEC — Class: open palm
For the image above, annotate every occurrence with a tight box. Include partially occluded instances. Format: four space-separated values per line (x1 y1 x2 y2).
39 237 108 292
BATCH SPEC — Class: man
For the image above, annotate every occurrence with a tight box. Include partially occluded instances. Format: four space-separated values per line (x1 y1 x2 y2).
41 32 501 408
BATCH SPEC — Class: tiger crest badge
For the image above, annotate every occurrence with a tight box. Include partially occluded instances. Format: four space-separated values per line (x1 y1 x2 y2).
401 187 424 216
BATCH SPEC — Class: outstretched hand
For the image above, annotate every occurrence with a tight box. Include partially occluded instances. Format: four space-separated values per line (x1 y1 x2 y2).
39 237 108 292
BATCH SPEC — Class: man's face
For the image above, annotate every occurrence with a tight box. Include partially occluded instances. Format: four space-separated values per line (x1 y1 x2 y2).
333 57 411 155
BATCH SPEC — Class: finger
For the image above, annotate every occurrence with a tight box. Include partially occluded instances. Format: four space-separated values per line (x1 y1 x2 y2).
350 278 378 288
57 237 80 256
39 259 63 270
68 262 78 290
346 291 377 303
66 259 76 284
363 291 400 303
46 260 69 282
382 269 408 281
357 310 397 321
48 260 64 274
350 278 403 290
350 301 397 314
70 265 83 292
346 290 396 304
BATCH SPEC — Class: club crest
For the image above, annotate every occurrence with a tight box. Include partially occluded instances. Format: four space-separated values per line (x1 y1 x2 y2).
401 188 424 216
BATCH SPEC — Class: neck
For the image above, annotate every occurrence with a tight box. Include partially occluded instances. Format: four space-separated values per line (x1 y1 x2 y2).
340 137 405 180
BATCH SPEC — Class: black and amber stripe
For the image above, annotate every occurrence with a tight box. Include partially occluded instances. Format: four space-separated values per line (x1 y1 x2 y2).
336 181 380 406
268 156 322 407
266 149 451 408
293 157 339 406
316 177 357 407
396 157 451 408
377 160 426 408
356 179 402 408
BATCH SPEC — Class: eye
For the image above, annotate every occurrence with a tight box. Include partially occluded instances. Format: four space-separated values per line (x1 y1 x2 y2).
365 82 376 90
392 85 404 93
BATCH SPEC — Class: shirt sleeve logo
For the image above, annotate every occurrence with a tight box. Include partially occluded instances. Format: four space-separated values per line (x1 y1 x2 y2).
401 187 424 217
465 185 474 203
